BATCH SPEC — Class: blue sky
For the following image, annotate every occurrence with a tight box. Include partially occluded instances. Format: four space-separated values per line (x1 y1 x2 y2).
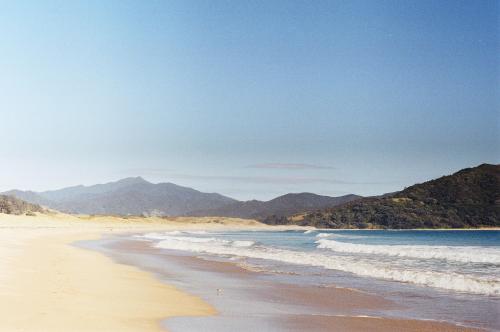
0 0 498 200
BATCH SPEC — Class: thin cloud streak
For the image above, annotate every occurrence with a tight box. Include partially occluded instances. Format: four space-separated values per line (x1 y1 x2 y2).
166 173 394 185
117 168 175 175
246 163 335 170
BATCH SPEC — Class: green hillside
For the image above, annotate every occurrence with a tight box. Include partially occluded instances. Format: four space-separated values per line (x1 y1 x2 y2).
266 164 499 229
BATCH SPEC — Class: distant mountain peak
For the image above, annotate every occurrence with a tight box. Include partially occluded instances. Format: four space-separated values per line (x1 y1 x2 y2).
2 177 236 216
116 176 150 185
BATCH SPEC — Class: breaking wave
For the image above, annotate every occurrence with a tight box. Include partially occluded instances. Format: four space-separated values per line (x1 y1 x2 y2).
139 233 255 249
151 235 500 296
315 239 500 264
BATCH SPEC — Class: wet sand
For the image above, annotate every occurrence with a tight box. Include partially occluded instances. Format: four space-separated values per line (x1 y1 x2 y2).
281 315 482 332
0 213 281 332
102 236 485 332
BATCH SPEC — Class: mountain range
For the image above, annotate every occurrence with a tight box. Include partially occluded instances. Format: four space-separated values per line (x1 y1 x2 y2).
189 193 360 220
2 177 357 218
3 177 236 216
3 163 498 229
269 163 500 229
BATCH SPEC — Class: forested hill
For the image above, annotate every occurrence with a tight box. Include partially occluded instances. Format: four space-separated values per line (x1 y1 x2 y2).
189 193 361 220
265 164 500 229
0 195 44 215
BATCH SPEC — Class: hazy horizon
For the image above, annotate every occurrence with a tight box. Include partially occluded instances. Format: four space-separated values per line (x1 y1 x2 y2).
1 1 498 200
3 162 495 202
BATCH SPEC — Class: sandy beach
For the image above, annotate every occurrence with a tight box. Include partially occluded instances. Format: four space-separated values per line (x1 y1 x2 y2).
0 213 267 332
0 213 488 332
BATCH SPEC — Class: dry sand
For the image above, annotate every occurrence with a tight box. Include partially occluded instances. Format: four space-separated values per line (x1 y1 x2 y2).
0 212 274 332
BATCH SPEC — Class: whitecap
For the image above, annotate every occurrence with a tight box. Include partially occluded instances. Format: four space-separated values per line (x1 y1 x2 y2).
154 237 500 295
315 239 500 264
232 240 255 247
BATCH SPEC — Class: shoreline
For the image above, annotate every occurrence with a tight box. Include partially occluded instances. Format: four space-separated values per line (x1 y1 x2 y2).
1 232 215 331
93 232 486 332
0 213 284 331
0 213 495 331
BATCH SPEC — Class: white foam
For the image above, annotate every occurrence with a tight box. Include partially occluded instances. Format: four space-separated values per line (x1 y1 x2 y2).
317 233 368 240
142 233 255 249
232 240 255 247
304 230 315 234
134 231 183 240
152 237 500 296
170 236 220 243
136 231 210 240
315 239 500 264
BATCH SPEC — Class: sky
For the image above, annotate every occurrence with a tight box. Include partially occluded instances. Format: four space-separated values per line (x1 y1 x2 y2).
0 0 498 200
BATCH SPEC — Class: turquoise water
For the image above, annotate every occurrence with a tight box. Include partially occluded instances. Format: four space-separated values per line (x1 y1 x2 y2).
129 229 500 330
203 229 500 250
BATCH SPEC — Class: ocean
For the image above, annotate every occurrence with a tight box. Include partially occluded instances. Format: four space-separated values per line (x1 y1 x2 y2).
91 229 500 331
138 229 500 296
